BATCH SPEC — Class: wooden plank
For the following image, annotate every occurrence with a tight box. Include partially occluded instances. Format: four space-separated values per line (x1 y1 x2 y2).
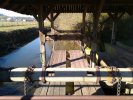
61 50 66 68
1 96 133 100
79 82 90 95
59 82 66 95
88 82 99 95
59 50 65 68
47 82 55 95
50 51 56 67
40 82 50 95
74 82 82 95
47 52 54 66
33 87 42 95
53 82 60 95
46 68 96 71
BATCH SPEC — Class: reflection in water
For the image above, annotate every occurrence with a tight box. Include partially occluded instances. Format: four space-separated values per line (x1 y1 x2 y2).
0 38 52 68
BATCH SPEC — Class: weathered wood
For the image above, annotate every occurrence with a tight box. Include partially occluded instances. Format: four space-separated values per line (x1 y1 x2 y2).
47 16 51 22
111 21 116 44
1 67 133 82
82 6 86 34
47 82 55 95
46 68 96 72
90 0 105 68
40 82 50 95
108 12 125 45
50 12 54 34
80 82 90 95
1 96 133 100
53 82 60 95
59 82 65 95
45 77 98 82
38 5 46 82
74 82 82 95
53 13 60 21
33 14 39 21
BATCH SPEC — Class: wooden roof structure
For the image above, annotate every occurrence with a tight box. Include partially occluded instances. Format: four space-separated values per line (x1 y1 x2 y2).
0 0 133 16
0 0 133 84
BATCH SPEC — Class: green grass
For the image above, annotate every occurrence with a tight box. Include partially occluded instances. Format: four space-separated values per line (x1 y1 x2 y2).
0 20 50 32
0 21 38 32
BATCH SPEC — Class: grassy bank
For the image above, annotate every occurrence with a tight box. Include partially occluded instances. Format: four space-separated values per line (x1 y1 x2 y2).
0 28 38 56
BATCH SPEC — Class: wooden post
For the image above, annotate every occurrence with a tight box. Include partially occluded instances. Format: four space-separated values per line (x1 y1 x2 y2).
90 0 104 68
108 12 124 45
111 21 117 44
51 12 55 34
82 8 86 34
90 12 99 68
66 51 74 95
38 5 46 82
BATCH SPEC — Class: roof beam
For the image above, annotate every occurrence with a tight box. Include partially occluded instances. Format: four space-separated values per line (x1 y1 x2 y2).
0 0 10 8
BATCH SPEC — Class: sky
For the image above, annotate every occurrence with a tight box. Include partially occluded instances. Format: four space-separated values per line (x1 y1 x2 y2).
0 8 33 17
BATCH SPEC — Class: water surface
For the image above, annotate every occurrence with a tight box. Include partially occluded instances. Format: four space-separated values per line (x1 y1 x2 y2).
0 38 52 68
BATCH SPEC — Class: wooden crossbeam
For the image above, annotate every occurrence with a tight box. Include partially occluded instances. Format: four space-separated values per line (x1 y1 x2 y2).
47 13 60 22
45 77 98 82
33 14 39 21
46 34 82 41
11 0 133 5
53 13 60 21
47 16 51 22
1 67 133 82
1 96 133 100
108 12 125 21
46 68 96 72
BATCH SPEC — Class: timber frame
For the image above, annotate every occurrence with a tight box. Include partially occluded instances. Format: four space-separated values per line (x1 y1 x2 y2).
0 0 133 82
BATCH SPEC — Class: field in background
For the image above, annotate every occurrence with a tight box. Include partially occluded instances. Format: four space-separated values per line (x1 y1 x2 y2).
0 21 38 32
0 20 51 32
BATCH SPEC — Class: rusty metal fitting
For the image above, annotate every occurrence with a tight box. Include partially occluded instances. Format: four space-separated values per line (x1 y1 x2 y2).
25 65 36 83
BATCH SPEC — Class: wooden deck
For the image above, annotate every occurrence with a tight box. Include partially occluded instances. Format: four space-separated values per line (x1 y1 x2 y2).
33 82 104 95
47 50 88 68
33 50 104 95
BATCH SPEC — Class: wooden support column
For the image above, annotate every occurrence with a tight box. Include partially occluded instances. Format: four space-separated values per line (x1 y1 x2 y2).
50 13 60 34
82 7 86 34
108 12 124 45
90 0 104 68
50 12 55 34
111 21 116 45
38 5 46 82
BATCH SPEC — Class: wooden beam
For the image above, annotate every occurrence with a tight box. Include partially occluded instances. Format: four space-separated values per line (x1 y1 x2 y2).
33 14 39 22
1 67 133 82
46 68 96 72
53 13 60 21
0 96 133 100
90 0 105 68
47 16 51 22
38 5 46 82
42 5 55 21
11 0 133 5
0 0 10 8
108 12 125 45
82 6 87 34
50 12 55 33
